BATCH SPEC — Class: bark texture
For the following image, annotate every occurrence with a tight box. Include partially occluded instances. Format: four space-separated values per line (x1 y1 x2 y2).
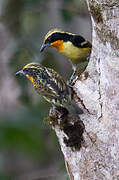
50 0 119 179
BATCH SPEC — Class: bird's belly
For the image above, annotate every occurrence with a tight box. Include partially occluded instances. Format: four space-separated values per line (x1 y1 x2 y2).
60 42 91 64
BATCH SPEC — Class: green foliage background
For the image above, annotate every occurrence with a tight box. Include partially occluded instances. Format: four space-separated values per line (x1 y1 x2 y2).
0 0 91 179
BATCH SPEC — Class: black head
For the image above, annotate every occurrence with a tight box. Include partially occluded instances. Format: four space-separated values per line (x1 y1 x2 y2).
40 29 88 52
40 29 72 52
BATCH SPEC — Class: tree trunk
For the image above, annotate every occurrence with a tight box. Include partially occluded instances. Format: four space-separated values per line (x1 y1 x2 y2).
49 0 119 179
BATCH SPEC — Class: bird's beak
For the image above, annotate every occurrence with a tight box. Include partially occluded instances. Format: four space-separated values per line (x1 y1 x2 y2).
40 43 50 52
16 70 25 76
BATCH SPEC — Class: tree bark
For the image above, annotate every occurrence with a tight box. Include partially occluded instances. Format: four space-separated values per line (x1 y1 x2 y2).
49 0 119 179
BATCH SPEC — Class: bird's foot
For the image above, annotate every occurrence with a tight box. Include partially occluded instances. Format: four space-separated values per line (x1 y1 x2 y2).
68 71 89 86
78 71 89 81
67 76 78 87
67 70 78 87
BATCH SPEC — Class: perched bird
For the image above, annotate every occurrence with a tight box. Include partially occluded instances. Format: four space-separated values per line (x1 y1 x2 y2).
40 29 92 83
16 63 83 116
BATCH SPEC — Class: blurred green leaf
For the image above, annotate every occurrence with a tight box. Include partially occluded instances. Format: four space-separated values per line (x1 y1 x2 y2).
0 173 13 180
0 106 51 159
24 0 41 9
1 0 24 36
0 123 45 158
61 9 74 23
63 0 73 3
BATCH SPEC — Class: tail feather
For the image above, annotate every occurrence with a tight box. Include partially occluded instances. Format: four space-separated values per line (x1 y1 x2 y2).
66 101 83 117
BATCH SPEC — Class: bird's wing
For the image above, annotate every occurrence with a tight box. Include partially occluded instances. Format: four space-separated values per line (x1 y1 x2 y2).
71 35 92 48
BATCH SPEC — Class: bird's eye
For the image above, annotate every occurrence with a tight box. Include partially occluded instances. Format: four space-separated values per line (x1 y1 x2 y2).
24 69 29 72
47 37 50 41
45 37 51 44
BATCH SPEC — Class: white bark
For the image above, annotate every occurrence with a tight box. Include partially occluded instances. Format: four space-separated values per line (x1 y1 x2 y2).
50 0 119 179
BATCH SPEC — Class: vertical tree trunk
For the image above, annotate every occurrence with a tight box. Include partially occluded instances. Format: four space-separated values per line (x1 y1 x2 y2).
50 1 119 179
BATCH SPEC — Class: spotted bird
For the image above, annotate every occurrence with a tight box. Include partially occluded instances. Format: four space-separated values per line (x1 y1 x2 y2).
16 63 83 116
